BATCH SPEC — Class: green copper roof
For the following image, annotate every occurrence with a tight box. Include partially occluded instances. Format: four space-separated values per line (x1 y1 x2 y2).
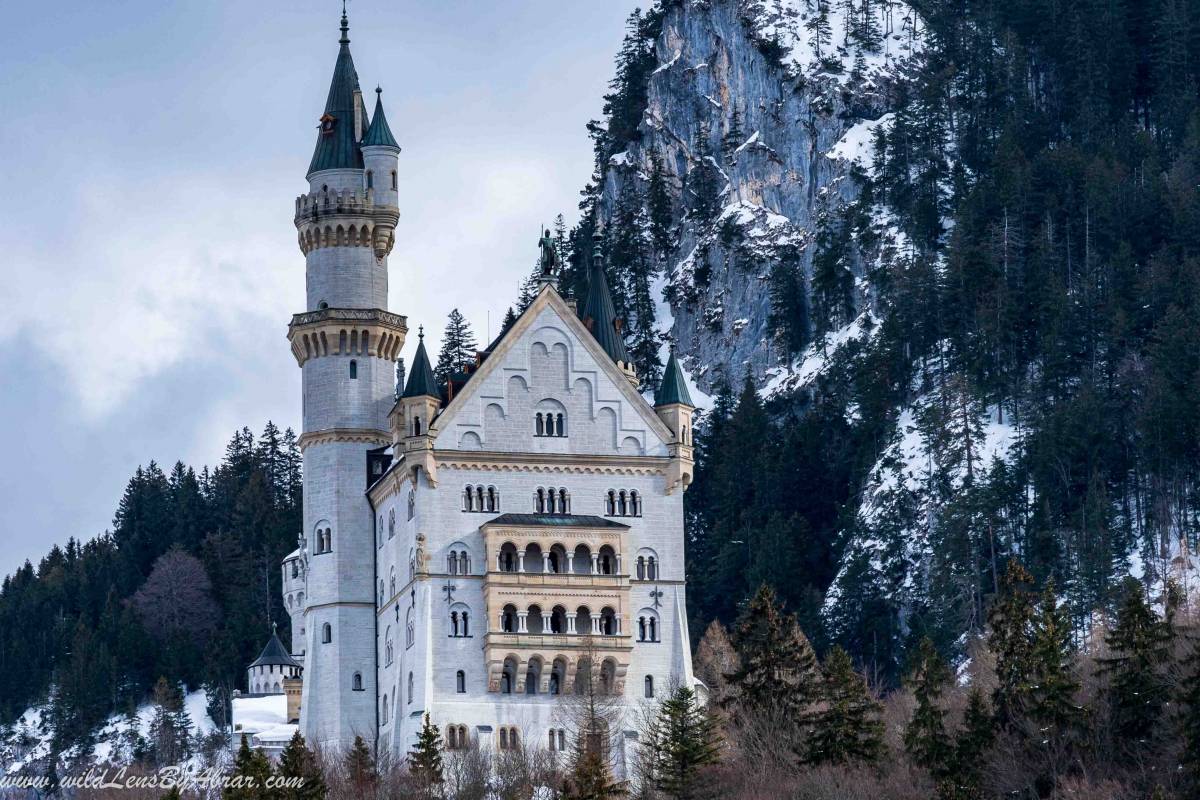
580 234 631 366
656 350 694 406
402 329 439 398
362 88 399 149
307 12 366 177
483 513 631 530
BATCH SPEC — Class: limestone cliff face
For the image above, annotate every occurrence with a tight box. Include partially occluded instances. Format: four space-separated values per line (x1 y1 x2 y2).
591 0 923 393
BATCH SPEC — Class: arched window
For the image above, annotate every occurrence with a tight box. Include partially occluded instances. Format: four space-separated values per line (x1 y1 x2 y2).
637 608 660 642
322 623 332 643
499 728 509 749
407 490 415 520
353 672 363 691
558 488 569 514
388 508 396 538
408 672 414 704
475 485 485 511
535 412 544 437
449 551 459 574
630 490 641 517
406 608 415 648
413 415 422 436
382 694 389 725
555 413 565 436
618 491 628 516
535 488 546 513
647 556 657 580
487 486 497 511
349 359 358 379
456 670 466 693
463 487 474 512
389 567 396 598
645 675 654 698
637 556 645 580
606 490 616 516
366 170 374 189
391 171 397 190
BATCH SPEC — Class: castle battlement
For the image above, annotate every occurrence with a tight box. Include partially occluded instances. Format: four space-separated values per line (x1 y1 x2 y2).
288 307 407 366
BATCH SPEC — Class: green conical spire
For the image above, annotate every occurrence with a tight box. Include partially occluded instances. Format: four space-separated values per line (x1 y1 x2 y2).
307 9 366 176
579 231 631 366
656 349 694 406
362 87 400 149
402 327 439 398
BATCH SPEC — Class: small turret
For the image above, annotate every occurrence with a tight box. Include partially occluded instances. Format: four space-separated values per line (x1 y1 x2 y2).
361 88 401 261
390 327 440 486
580 231 637 387
655 350 696 494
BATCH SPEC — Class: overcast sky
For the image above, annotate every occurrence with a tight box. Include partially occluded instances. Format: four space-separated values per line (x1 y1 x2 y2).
0 1 641 578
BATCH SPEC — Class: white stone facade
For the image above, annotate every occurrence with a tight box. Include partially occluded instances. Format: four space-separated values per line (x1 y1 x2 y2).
280 15 696 768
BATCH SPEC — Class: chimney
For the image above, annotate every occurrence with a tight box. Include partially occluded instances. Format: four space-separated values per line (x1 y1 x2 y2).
283 676 303 724
353 88 364 141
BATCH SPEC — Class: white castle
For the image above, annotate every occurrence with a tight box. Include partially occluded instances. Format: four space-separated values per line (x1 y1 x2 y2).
271 10 698 770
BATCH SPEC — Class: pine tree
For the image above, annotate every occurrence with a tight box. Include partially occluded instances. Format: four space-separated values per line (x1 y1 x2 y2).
276 730 327 800
686 122 723 224
562 748 627 800
721 108 745 164
725 585 820 724
646 685 721 799
343 735 376 796
409 712 445 795
647 148 675 258
945 688 995 799
148 676 192 767
767 245 809 356
1027 582 1081 734
500 306 518 335
1099 577 1173 750
904 637 952 774
987 559 1037 727
803 646 885 766
224 734 273 800
434 309 478 386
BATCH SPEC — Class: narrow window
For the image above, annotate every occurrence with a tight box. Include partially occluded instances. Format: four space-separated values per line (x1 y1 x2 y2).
558 730 566 751
549 730 556 750
619 491 628 516
637 557 645 580
650 616 657 642
487 486 497 512
500 729 508 750
559 489 569 513
451 611 459 637
645 676 654 698
462 611 469 636
648 557 657 581
366 170 374 189
456 670 466 693
631 490 641 517
413 416 422 436
322 623 332 643
408 672 414 704
353 672 363 691
638 617 646 641
535 413 544 437
606 490 616 516
391 171 397 190
556 413 565 436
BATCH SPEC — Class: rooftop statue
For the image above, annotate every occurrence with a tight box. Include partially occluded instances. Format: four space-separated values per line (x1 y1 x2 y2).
538 228 560 276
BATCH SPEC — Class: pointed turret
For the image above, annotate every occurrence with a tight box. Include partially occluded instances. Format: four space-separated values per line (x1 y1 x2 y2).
362 87 400 148
580 231 636 385
655 350 694 407
402 327 438 398
308 9 366 177
392 327 440 486
654 349 696 494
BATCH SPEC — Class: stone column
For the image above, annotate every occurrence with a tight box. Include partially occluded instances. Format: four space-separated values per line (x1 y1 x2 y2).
567 615 577 635
517 611 528 633
590 614 601 635
517 550 526 573
590 553 599 574
615 554 622 574
543 553 552 573
542 612 553 633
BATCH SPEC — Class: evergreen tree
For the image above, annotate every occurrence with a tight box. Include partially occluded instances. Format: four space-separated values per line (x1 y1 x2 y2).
725 585 820 724
276 730 327 800
434 309 478 386
1026 582 1081 735
148 676 192 767
721 108 745 164
409 712 445 795
343 735 376 797
646 685 721 799
686 122 723 224
500 306 518 335
647 148 675 258
802 646 885 766
767 245 809 356
562 748 627 800
224 734 273 800
1099 577 1173 750
904 637 952 774
987 559 1037 727
945 688 996 799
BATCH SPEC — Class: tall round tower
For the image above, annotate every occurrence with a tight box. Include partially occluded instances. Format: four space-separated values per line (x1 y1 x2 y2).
287 8 406 750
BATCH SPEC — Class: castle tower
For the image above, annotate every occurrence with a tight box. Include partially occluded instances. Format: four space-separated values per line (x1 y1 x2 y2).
287 8 407 750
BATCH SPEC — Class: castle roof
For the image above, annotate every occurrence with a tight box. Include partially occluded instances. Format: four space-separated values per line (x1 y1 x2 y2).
402 329 439 398
655 350 694 407
361 88 399 149
579 235 631 367
250 631 301 670
307 11 369 177
484 513 631 529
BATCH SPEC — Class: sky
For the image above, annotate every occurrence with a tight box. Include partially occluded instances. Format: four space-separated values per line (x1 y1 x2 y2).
0 1 641 578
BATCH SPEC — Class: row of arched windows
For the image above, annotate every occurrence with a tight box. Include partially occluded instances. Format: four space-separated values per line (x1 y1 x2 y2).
496 542 617 575
364 169 398 191
449 609 470 637
498 655 619 696
462 485 499 513
534 411 566 437
604 489 642 517
498 727 521 751
635 555 658 581
534 487 570 514
498 603 631 637
447 549 471 575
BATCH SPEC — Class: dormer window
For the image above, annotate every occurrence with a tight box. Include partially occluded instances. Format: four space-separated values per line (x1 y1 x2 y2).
319 113 337 136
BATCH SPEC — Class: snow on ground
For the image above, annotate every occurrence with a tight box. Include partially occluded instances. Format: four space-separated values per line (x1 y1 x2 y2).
761 311 878 401
653 49 681 74
740 0 924 84
826 113 892 175
3 689 218 774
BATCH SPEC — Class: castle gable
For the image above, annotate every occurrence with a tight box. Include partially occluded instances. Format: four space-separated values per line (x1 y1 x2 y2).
431 288 672 457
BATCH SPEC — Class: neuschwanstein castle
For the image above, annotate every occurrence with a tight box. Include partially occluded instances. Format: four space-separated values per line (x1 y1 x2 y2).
241 10 698 769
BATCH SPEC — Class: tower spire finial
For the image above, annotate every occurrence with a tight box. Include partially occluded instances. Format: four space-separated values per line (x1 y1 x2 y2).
339 0 350 44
